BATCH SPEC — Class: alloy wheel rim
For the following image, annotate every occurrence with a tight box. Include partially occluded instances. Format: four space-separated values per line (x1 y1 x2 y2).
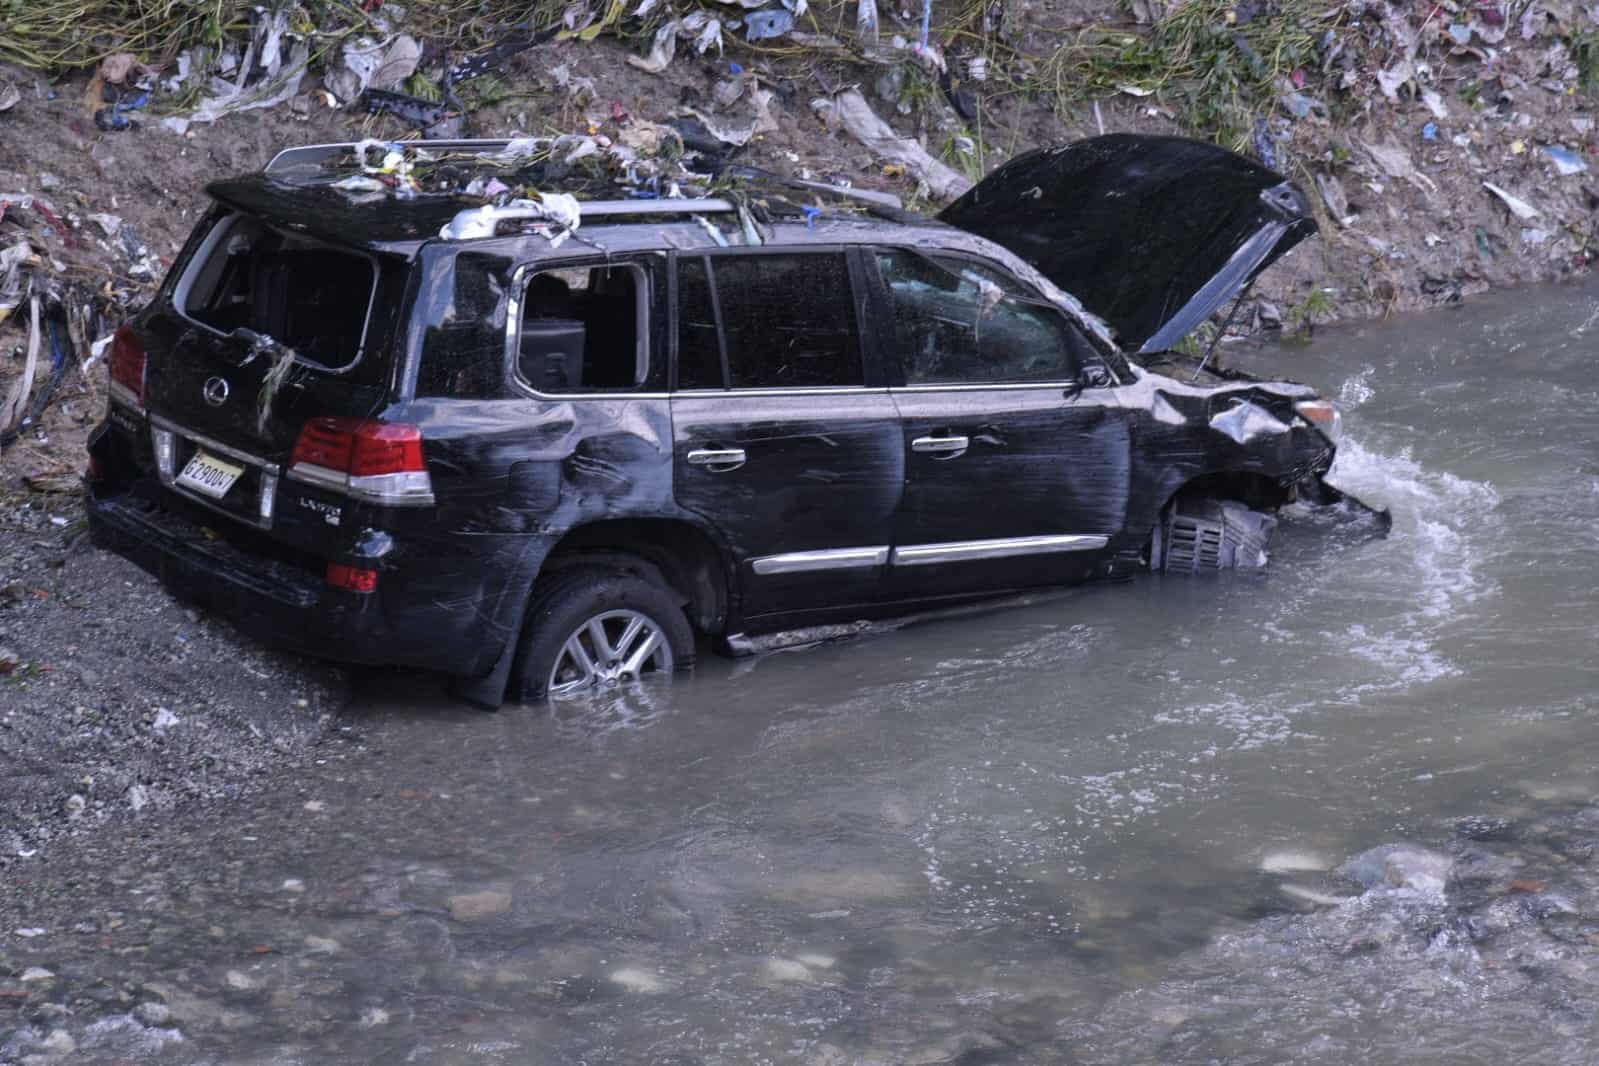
547 609 674 699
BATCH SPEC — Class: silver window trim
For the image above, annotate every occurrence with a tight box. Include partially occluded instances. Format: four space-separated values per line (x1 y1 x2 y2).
751 546 890 575
892 534 1109 566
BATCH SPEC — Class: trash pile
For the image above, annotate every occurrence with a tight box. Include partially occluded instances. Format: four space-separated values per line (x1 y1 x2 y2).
0 189 148 467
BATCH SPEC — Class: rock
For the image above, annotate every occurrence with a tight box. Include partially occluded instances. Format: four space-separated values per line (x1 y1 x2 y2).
303 935 340 955
40 1029 75 1055
224 969 258 991
608 967 664 993
1260 848 1331 874
359 1006 389 1027
796 953 836 969
449 889 511 921
134 1001 172 1025
1338 845 1452 897
762 957 812 982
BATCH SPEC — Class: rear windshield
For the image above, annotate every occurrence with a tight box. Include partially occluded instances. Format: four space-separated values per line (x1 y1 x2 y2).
174 212 377 371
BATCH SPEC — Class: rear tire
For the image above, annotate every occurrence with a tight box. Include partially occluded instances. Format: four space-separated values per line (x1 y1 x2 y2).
512 567 695 703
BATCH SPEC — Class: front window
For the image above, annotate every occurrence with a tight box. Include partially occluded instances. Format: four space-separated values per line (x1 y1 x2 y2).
875 250 1101 386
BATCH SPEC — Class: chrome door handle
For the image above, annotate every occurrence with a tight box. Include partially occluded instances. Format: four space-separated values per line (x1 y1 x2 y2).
687 447 747 471
911 434 970 458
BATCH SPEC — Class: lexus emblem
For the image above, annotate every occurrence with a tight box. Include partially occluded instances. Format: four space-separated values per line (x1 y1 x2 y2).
202 376 230 407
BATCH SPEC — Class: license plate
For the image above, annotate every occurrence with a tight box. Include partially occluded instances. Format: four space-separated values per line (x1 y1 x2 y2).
176 450 245 500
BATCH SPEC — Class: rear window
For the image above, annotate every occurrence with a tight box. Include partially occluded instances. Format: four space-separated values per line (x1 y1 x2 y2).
174 212 376 370
512 262 653 394
673 251 863 390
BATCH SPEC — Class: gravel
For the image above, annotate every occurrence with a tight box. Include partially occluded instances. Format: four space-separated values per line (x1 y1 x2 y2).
0 484 353 865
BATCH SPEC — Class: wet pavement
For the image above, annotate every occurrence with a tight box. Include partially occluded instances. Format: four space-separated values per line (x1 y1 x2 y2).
4 280 1599 1064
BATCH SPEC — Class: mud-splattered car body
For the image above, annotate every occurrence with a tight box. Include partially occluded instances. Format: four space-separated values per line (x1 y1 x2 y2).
87 135 1378 706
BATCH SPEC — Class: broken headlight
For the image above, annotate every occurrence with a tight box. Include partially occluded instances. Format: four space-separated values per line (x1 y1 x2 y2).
1294 399 1341 443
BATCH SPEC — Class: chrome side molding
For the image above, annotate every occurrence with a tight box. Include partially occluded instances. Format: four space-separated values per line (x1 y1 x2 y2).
752 546 891 575
892 533 1108 566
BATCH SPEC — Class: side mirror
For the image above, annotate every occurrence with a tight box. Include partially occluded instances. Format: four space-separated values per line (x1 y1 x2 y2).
1063 364 1113 399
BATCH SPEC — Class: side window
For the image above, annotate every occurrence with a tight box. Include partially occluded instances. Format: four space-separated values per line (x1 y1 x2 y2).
514 261 652 393
875 250 1094 386
675 255 724 391
673 252 864 390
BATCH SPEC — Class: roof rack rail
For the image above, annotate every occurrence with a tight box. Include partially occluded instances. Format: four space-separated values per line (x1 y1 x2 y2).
441 198 738 240
265 139 520 173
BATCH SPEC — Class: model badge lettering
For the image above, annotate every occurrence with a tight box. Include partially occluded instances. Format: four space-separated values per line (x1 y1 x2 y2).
298 497 342 526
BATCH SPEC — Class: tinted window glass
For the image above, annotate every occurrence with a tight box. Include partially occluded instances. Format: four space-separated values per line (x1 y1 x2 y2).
675 256 723 390
679 253 861 389
876 251 1091 385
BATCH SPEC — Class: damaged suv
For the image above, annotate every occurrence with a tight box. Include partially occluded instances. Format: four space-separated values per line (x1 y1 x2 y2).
87 134 1382 707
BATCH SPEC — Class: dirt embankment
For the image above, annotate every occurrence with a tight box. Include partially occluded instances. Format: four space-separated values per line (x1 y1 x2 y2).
0 0 1595 856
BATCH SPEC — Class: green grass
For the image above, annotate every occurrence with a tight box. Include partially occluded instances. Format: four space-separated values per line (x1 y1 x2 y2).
1035 0 1331 148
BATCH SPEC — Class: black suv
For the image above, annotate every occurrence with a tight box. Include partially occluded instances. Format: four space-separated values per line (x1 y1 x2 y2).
87 134 1381 707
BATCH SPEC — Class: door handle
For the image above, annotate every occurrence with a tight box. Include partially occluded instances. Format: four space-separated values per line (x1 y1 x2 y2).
686 447 747 471
911 434 970 459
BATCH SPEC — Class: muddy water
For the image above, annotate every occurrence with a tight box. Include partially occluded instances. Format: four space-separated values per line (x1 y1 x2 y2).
5 282 1599 1064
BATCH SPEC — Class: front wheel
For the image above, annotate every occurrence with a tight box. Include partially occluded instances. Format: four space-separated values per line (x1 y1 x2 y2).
513 568 695 703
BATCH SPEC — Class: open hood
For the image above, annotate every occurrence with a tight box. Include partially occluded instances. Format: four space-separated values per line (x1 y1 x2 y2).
937 135 1317 354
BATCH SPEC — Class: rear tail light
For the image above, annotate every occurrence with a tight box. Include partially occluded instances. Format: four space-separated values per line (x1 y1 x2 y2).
326 562 379 593
107 325 146 410
288 417 434 506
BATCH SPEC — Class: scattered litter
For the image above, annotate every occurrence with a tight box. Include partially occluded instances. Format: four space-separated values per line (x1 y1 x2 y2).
1483 181 1540 220
745 9 795 39
816 90 973 200
1362 139 1438 196
1422 122 1438 141
163 8 310 135
0 79 19 113
1541 145 1587 176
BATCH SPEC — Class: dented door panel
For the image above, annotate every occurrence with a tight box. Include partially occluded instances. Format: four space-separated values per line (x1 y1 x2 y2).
672 391 903 621
888 385 1134 599
389 394 681 672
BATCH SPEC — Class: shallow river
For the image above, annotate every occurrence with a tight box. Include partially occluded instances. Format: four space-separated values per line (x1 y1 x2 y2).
5 282 1599 1064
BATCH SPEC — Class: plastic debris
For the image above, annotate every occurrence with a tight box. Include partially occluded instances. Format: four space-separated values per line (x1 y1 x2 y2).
1422 122 1438 141
1362 139 1438 196
857 0 880 44
745 9 795 39
1483 181 1540 220
94 89 149 132
163 8 309 135
815 90 972 201
1541 146 1587 176
326 34 421 103
0 297 40 438
0 79 20 114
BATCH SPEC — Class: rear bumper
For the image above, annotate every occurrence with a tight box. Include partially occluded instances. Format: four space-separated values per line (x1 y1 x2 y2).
87 488 463 671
